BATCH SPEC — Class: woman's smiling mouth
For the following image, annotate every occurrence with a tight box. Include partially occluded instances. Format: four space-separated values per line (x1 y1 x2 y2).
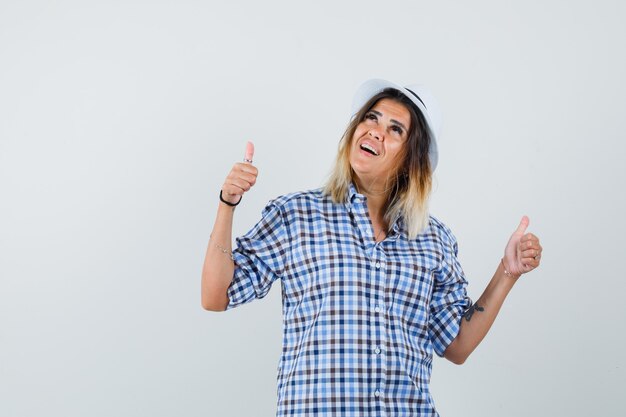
359 142 380 156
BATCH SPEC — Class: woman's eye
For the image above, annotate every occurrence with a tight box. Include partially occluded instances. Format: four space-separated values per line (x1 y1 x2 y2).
365 113 377 121
392 126 403 135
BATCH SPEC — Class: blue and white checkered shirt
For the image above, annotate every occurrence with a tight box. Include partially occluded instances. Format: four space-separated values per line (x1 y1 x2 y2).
227 183 471 416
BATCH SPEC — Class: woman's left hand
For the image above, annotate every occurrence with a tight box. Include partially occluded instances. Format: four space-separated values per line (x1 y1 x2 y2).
503 216 542 278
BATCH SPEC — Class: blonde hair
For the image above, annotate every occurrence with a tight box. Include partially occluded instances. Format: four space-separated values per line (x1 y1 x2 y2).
323 89 433 239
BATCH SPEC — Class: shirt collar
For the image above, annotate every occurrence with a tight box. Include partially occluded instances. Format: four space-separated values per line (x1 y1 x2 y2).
347 182 362 204
346 182 405 240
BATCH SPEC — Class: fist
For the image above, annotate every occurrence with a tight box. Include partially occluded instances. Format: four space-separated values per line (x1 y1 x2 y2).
221 141 258 205
503 216 543 277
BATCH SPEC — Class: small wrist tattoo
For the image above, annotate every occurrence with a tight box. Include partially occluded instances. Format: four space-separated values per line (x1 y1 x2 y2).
464 303 485 322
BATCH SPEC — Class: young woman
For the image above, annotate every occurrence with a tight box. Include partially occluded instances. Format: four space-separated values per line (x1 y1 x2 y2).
201 79 543 416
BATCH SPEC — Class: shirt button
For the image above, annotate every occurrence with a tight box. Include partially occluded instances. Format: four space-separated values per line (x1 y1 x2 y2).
375 262 381 269
374 347 381 354
374 390 381 397
374 306 382 313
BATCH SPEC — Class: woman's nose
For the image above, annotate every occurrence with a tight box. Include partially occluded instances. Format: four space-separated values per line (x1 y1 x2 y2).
368 129 382 141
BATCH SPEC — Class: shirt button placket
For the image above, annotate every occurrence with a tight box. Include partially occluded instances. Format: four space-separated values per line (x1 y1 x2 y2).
370 251 387 414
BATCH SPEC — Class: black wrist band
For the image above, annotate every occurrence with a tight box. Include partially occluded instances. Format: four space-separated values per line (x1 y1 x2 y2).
220 190 242 207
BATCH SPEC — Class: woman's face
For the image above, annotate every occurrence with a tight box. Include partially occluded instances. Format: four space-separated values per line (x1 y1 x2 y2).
349 98 411 191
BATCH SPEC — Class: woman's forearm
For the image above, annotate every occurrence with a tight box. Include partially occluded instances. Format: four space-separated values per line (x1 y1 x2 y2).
444 261 517 364
201 202 236 311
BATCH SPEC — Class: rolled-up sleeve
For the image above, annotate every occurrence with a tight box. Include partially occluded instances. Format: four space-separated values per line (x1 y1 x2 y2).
226 202 291 310
428 225 472 357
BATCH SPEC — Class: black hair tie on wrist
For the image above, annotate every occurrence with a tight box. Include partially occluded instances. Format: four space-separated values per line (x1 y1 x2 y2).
220 190 242 207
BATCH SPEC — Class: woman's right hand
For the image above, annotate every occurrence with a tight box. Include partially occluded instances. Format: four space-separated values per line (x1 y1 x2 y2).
220 141 258 205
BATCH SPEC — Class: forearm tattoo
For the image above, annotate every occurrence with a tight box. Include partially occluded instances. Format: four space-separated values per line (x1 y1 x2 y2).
463 302 485 322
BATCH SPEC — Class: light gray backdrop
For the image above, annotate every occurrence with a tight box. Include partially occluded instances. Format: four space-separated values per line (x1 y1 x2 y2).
1 0 625 416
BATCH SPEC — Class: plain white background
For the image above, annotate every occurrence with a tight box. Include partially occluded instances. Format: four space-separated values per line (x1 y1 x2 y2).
1 0 625 416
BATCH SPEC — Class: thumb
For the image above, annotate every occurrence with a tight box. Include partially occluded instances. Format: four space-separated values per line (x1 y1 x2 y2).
244 141 255 163
514 215 530 235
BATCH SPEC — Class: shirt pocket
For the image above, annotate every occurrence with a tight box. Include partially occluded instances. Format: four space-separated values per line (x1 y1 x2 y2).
387 249 438 332
283 228 365 307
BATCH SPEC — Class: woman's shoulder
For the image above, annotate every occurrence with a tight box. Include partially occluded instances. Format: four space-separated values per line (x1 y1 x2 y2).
426 214 459 246
264 187 329 211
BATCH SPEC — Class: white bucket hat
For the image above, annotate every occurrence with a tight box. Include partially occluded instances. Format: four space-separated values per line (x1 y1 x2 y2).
351 79 442 171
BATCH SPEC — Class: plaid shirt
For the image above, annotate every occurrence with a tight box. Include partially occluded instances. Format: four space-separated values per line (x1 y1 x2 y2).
227 183 471 416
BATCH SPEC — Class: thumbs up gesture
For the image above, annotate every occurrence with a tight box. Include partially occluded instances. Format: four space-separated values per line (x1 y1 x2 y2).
220 141 258 206
503 216 543 278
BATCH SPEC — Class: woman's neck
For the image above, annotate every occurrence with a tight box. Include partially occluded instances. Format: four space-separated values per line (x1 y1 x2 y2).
354 179 389 226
